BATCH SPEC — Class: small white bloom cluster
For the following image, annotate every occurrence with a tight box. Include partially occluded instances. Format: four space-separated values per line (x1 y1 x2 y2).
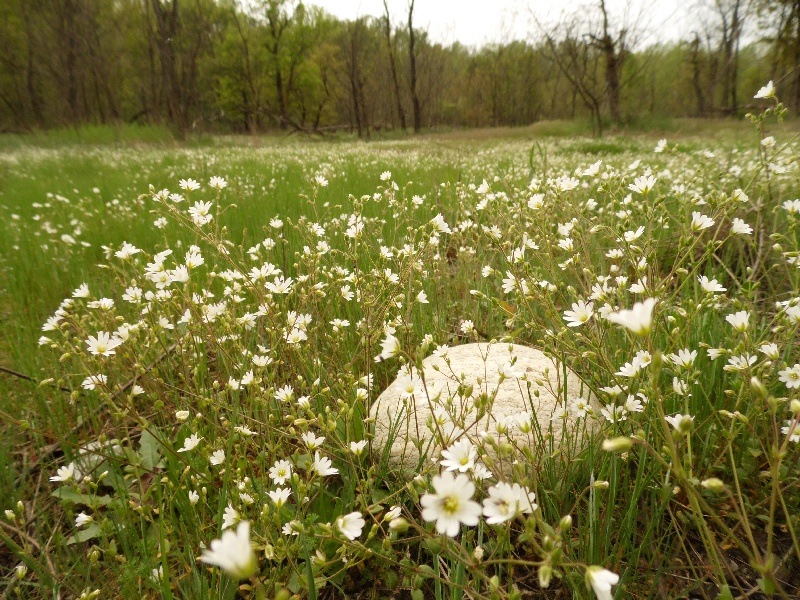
420 470 537 536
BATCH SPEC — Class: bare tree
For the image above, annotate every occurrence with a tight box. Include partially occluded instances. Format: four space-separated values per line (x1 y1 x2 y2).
713 0 749 114
538 15 606 135
589 0 628 122
552 34 604 134
688 0 751 115
536 1 643 132
688 11 724 115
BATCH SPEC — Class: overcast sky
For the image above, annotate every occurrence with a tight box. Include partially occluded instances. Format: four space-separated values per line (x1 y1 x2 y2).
307 0 690 48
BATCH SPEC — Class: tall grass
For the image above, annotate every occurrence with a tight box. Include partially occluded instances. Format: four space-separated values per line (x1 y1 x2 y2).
0 124 177 150
1 111 800 598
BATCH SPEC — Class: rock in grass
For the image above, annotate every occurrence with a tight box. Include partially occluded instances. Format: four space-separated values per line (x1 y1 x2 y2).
370 342 598 470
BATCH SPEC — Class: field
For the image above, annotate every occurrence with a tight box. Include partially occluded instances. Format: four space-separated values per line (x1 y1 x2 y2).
1 115 800 599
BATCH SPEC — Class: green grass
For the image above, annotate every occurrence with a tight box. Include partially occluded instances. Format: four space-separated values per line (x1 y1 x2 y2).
1 122 799 598
0 139 472 378
0 124 178 150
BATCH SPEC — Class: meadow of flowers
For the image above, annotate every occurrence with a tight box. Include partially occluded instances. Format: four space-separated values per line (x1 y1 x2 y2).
1 96 800 598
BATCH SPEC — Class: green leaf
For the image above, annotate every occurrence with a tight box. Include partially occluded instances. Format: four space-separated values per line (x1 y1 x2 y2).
66 523 102 545
52 487 112 507
498 301 515 316
287 572 300 595
383 569 398 590
716 585 734 600
758 577 776 594
139 429 164 471
304 558 317 600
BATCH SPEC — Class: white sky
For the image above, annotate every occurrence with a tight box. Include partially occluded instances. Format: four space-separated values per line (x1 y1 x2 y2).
307 0 690 48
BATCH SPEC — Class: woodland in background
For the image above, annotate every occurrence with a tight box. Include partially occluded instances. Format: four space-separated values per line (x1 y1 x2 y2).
2 0 800 137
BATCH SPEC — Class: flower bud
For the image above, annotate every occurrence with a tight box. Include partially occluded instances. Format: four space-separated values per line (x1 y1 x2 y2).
560 515 573 531
701 478 725 493
499 442 514 456
750 377 768 400
602 436 633 452
538 564 553 588
389 517 409 533
15 564 28 580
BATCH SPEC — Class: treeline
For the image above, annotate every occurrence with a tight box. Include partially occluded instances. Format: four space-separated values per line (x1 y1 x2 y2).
1 0 800 137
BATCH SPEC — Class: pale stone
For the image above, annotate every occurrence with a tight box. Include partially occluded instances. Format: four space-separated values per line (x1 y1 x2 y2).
370 342 598 471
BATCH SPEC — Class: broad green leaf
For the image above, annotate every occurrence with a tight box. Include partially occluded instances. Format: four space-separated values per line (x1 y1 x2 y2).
52 487 112 507
66 523 102 545
139 429 164 471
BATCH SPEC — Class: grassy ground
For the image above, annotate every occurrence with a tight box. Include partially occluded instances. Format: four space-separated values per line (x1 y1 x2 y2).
1 119 800 598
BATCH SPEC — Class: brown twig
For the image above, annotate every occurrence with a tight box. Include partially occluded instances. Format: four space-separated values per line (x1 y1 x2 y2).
0 365 73 393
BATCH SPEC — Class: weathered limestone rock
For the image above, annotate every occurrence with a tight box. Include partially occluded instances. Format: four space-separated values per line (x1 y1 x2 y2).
370 342 597 470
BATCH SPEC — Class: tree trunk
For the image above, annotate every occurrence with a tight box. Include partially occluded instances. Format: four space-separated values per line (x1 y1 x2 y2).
85 6 118 122
62 0 81 122
266 3 289 130
346 23 363 138
144 0 158 121
730 2 740 113
233 10 259 132
408 0 421 133
22 2 44 126
150 0 186 138
690 34 706 117
274 45 287 128
382 1 406 130
598 0 621 123
794 1 800 111
606 43 621 122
